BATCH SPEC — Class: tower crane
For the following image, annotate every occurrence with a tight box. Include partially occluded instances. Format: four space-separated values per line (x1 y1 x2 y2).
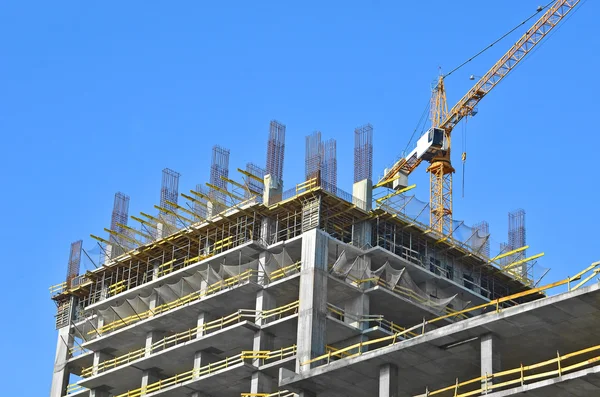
374 0 579 237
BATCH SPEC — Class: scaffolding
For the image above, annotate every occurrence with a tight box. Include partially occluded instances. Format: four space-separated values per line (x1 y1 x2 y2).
266 120 285 182
354 123 373 183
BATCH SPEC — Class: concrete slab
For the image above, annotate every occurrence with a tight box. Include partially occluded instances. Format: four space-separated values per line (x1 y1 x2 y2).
280 283 600 397
83 281 261 355
145 362 257 397
367 286 454 327
485 364 600 397
68 351 94 377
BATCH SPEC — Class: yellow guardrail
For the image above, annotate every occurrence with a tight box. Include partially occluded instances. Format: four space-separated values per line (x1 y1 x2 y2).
326 303 419 339
83 301 300 377
302 261 600 368
50 281 67 296
269 262 301 282
65 383 86 396
89 269 257 336
114 346 296 397
415 344 600 397
296 178 318 195
69 345 89 358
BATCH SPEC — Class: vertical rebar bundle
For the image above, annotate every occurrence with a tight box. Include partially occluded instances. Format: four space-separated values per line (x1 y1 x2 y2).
266 120 286 182
473 220 491 258
322 138 337 191
160 168 180 225
246 162 266 198
209 145 230 205
354 124 373 183
508 209 526 259
110 192 130 245
305 131 323 181
66 240 82 286
193 184 208 219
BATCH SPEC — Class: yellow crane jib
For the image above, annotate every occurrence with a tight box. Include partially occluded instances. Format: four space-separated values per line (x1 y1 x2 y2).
376 0 580 236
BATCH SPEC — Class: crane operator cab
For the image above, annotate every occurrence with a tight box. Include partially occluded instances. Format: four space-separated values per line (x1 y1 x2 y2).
409 127 446 162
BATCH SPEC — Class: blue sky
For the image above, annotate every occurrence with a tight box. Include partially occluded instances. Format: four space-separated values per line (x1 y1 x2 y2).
0 1 598 395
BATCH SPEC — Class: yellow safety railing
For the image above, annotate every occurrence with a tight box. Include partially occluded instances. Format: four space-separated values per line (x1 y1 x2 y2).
302 261 600 368
326 303 418 339
50 281 67 296
108 280 126 296
89 269 257 336
269 261 302 282
296 178 318 195
65 383 86 395
114 346 297 397
69 345 89 358
241 391 298 397
82 301 300 377
415 344 600 397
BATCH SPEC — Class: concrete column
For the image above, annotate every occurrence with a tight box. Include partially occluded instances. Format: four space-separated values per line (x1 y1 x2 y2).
253 330 274 366
141 368 160 394
379 363 398 397
263 174 283 207
103 243 113 265
156 223 164 239
196 311 208 337
296 228 328 372
255 289 276 326
145 331 164 356
92 351 112 376
50 325 73 397
481 334 501 393
258 250 270 285
89 388 110 397
352 180 373 247
250 371 274 395
344 294 369 329
193 350 219 378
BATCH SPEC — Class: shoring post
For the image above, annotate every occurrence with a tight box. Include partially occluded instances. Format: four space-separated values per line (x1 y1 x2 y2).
484 372 488 393
520 364 524 386
557 351 562 376
454 378 459 397
568 277 571 291
422 317 426 334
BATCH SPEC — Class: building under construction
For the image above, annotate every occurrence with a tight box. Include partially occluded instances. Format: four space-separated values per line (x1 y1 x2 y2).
50 2 600 397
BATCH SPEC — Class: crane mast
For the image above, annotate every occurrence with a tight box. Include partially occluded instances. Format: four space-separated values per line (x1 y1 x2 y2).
376 0 580 237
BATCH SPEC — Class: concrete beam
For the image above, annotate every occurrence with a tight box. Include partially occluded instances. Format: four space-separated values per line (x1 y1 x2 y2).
296 229 328 372
379 363 398 397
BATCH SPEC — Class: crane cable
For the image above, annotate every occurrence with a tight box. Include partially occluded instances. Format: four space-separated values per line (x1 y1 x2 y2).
443 0 555 79
402 98 431 158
